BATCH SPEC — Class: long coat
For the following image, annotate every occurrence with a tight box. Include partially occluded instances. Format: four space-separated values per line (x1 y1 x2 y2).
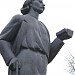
0 14 64 75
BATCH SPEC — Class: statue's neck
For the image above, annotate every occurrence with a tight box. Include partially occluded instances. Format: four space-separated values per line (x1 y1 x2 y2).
28 8 39 20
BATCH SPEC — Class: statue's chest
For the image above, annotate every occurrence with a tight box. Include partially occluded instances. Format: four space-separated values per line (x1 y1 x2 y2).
24 15 48 37
28 21 48 37
24 16 49 44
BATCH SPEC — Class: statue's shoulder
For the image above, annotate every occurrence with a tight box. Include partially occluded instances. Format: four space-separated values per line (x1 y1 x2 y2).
39 21 47 30
11 14 25 23
0 15 25 34
39 21 50 36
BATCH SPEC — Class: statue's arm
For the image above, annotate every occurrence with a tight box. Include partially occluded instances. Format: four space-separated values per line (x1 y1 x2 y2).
0 15 22 66
0 40 15 66
48 29 73 63
40 22 64 63
48 38 64 63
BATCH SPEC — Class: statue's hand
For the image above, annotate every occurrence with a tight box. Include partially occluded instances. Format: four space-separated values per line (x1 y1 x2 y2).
9 58 21 71
56 28 73 41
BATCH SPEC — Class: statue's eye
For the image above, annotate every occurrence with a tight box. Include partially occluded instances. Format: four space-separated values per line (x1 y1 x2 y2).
39 1 43 3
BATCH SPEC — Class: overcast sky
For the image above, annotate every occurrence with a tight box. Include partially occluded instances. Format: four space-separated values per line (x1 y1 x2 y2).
0 0 75 75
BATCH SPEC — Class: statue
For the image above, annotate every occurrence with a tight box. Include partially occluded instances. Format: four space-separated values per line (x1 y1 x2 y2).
0 0 73 75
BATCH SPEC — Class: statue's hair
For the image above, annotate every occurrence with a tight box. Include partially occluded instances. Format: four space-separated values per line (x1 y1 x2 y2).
21 0 34 15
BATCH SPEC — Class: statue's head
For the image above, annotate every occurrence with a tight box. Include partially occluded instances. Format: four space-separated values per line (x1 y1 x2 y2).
21 0 45 15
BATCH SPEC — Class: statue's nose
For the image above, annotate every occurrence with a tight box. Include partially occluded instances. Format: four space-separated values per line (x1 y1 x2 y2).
43 4 45 6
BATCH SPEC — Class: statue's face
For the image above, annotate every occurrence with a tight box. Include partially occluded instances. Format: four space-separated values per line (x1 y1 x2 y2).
31 0 45 14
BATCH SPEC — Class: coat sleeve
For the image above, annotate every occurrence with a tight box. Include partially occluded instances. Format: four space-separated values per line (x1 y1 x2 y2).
0 15 23 66
48 38 64 63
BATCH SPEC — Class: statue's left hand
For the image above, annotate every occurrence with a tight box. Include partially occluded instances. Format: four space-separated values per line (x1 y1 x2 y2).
9 58 21 71
56 28 73 41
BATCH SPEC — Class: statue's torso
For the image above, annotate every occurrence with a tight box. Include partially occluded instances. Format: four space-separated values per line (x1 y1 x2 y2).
21 14 50 56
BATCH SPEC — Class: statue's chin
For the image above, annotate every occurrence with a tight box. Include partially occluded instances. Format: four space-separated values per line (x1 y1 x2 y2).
36 9 44 14
34 8 44 14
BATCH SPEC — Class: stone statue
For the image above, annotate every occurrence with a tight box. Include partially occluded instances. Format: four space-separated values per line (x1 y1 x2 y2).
0 0 73 75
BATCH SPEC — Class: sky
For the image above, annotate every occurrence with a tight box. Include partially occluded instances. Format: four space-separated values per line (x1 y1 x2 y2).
0 0 75 75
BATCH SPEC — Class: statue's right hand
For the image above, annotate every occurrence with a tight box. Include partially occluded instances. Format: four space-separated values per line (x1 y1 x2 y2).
9 58 21 71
